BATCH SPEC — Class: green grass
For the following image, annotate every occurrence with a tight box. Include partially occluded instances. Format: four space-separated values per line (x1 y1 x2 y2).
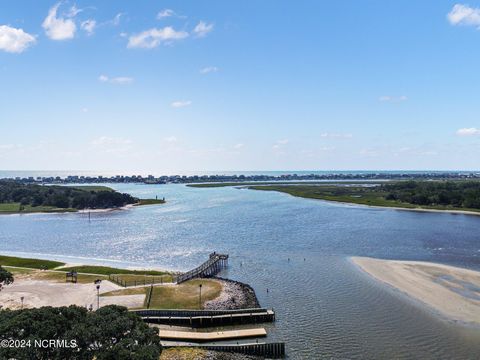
101 279 222 310
101 287 147 297
0 203 21 212
135 198 166 206
3 266 107 284
187 181 379 188
4 266 35 275
0 255 65 269
148 279 222 309
60 265 170 277
35 271 108 284
109 274 173 287
70 185 114 192
0 202 77 214
249 184 480 213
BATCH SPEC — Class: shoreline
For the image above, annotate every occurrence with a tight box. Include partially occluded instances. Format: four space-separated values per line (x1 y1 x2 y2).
351 256 480 327
251 187 480 217
0 201 163 216
0 254 260 312
205 277 260 310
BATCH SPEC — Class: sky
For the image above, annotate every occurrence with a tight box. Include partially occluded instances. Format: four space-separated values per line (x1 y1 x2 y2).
1 1 480 173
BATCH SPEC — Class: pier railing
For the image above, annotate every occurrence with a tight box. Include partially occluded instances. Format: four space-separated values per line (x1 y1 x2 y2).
176 252 229 284
108 274 170 288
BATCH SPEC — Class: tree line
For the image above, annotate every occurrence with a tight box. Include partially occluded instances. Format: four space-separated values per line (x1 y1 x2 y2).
381 181 480 209
0 181 138 210
0 305 161 359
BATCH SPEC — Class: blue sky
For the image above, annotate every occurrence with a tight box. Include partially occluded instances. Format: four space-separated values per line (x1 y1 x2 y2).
1 1 480 173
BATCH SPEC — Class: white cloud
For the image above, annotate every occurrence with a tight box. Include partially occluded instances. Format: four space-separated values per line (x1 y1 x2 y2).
0 144 18 150
42 3 77 40
272 139 289 150
447 4 480 27
233 143 244 149
82 107 88 113
164 136 178 143
81 19 96 35
320 133 353 139
456 127 480 136
98 74 134 84
67 5 82 18
200 66 219 74
91 136 133 153
112 13 123 26
379 95 408 102
171 100 191 108
157 9 175 19
127 27 188 49
0 25 36 53
193 21 214 37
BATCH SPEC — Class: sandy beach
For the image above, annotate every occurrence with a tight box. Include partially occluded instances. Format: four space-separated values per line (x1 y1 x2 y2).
351 257 480 325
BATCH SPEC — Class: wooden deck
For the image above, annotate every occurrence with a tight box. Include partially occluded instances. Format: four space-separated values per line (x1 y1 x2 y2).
159 328 266 342
135 308 276 327
176 252 229 284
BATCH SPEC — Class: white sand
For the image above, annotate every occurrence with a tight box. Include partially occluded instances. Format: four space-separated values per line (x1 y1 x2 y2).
351 257 480 325
0 278 145 310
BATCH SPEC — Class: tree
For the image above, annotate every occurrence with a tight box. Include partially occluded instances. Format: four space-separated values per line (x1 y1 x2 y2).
0 266 13 292
0 305 161 360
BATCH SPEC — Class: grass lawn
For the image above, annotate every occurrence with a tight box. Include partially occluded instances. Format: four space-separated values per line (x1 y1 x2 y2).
4 266 35 275
0 202 77 213
101 279 222 309
0 203 21 212
3 266 107 284
109 274 173 287
0 255 65 269
148 279 222 309
60 265 170 277
101 287 147 297
35 271 108 284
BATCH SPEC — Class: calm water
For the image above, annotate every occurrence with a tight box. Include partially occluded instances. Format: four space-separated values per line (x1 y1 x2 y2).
1 183 480 359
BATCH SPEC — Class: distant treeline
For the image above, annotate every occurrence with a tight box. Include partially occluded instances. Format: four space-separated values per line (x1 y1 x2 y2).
381 181 480 209
0 181 137 209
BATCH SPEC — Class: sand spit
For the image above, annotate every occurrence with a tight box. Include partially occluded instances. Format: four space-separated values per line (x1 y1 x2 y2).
351 257 480 326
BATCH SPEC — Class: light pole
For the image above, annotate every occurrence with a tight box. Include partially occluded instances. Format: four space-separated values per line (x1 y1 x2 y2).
96 284 100 310
199 284 202 310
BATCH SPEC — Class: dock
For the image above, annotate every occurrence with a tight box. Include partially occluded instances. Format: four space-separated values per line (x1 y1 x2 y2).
159 328 266 342
176 252 229 284
133 308 276 327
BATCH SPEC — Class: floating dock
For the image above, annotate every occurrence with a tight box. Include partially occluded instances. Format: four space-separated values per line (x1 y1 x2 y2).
133 308 276 327
159 328 266 342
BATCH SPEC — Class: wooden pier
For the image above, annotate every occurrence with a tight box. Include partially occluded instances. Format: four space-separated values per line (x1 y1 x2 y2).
132 308 276 328
176 252 229 284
